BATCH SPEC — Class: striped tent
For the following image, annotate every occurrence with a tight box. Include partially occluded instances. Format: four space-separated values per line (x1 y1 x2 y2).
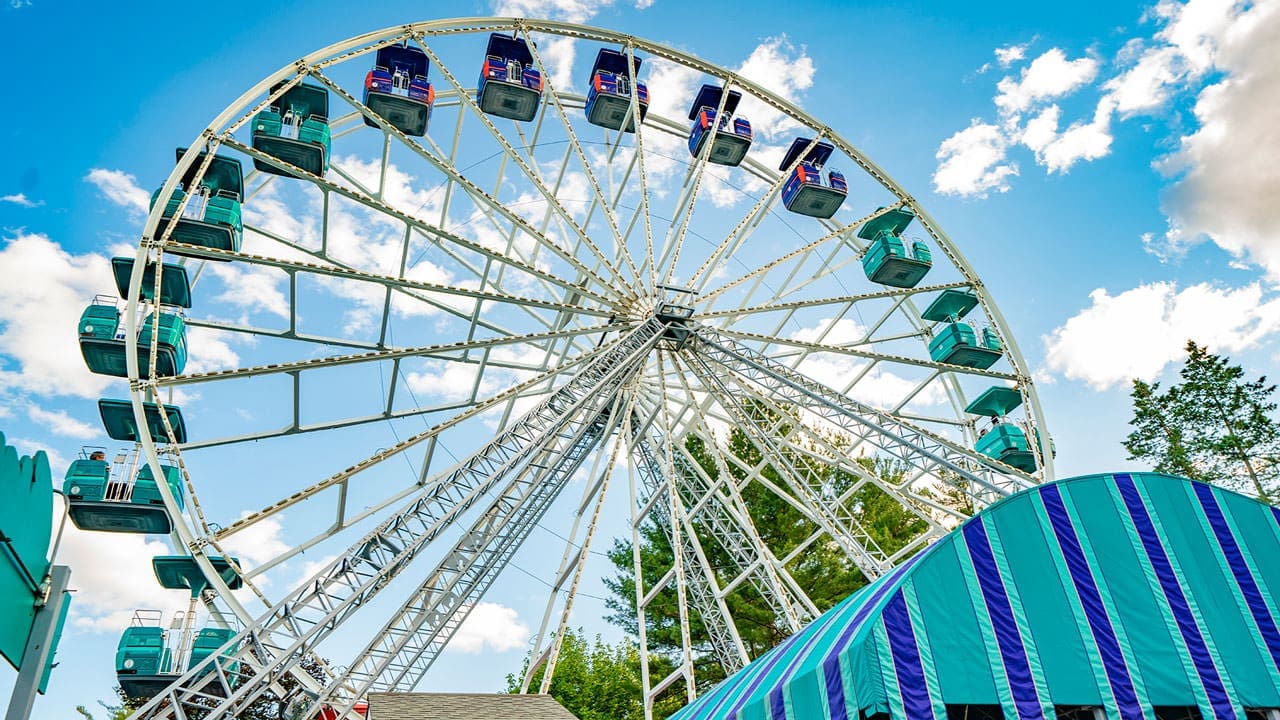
671 473 1280 720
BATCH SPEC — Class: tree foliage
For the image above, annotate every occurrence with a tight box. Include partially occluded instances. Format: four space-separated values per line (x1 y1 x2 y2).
1126 340 1280 501
602 402 937 704
506 628 684 720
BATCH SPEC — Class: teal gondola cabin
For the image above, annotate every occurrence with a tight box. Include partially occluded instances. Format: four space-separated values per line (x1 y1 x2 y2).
253 82 332 177
859 207 932 288
150 150 243 256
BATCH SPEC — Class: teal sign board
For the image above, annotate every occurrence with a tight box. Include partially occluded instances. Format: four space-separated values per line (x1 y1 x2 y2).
0 431 54 670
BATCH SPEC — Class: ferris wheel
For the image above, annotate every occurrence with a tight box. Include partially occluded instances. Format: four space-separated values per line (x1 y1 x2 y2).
66 17 1052 720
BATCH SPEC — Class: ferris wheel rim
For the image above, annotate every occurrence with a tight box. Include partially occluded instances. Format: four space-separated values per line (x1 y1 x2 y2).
114 16 1052 713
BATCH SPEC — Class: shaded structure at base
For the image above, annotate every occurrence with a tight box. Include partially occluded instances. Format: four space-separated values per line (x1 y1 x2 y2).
367 692 578 719
673 472 1280 720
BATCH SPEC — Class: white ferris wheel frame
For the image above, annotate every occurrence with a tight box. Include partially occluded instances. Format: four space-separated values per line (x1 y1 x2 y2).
116 16 1053 719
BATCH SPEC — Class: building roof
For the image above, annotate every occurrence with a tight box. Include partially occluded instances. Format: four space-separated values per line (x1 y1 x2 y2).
367 692 579 720
672 472 1280 720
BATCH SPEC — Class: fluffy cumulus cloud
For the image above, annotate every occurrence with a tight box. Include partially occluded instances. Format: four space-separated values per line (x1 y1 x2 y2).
994 42 1031 68
86 168 150 215
26 404 99 439
1043 281 1280 390
60 523 188 632
934 0 1260 194
219 513 291 571
993 48 1100 115
1154 0 1280 279
450 601 529 653
933 121 1019 197
0 233 115 399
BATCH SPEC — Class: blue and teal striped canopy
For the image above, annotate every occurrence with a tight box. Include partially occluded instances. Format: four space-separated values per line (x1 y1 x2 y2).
672 472 1280 720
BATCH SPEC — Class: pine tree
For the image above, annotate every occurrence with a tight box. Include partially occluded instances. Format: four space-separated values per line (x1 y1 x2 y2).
1125 341 1280 501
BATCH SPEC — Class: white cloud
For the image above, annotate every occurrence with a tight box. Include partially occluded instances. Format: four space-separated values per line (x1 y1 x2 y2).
451 601 529 653
932 121 1018 197
60 525 186 633
1043 281 1280 390
0 233 116 399
1031 97 1116 173
85 168 149 215
220 513 290 570
994 48 1099 116
205 263 289 320
733 36 815 141
936 1 1258 195
26 404 99 439
1104 0 1247 118
0 192 40 207
184 326 241 374
995 41 1031 68
1154 0 1280 280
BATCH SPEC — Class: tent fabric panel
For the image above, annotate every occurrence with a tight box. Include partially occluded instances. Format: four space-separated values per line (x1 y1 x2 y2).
1113 474 1238 720
961 518 1048 720
1036 483 1143 719
773 587 876 720
912 539 998 704
882 590 935 719
990 491 1101 707
1208 486 1280 680
901 580 948 720
816 555 930 720
1136 476 1260 711
1170 481 1280 706
1072 477 1192 706
1250 502 1280 657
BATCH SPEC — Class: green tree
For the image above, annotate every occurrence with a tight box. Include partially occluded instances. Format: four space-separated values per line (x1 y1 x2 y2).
603 412 932 692
506 629 683 720
1125 340 1280 501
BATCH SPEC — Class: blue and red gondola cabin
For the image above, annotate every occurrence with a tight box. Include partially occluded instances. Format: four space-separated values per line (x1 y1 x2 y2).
687 84 752 166
478 33 543 122
364 43 435 137
779 137 847 219
586 48 649 133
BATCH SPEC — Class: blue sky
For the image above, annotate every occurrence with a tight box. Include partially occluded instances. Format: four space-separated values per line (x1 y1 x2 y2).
2 0 1278 717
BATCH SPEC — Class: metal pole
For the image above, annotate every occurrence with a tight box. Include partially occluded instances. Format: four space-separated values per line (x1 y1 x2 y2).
5 564 71 720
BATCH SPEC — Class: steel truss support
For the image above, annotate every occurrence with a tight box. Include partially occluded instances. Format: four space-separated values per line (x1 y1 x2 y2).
630 409 750 677
692 327 1034 502
129 320 665 720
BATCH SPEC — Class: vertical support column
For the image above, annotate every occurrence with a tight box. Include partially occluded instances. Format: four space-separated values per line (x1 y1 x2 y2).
5 564 71 720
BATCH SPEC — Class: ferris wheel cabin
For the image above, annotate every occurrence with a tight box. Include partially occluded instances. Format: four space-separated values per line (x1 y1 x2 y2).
478 33 542 122
64 449 185 534
364 43 435 136
98 398 188 445
150 150 244 257
77 296 188 378
253 82 332 177
586 48 649 132
116 610 239 699
923 289 1003 369
117 557 243 699
779 137 847 218
687 84 753 166
965 386 1038 472
859 207 933 287
111 257 192 308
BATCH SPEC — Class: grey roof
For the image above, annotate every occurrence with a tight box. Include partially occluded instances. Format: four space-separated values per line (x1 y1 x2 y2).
367 692 580 720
